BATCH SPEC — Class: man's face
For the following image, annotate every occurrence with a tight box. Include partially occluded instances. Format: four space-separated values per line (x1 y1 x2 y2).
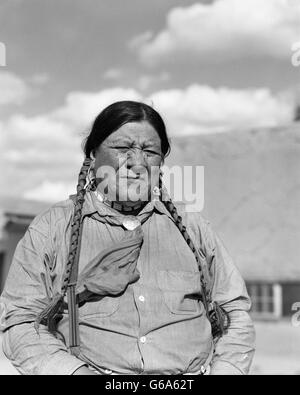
94 121 163 204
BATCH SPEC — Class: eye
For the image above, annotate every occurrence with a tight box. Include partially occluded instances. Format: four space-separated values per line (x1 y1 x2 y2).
113 146 131 153
144 150 159 156
143 148 161 156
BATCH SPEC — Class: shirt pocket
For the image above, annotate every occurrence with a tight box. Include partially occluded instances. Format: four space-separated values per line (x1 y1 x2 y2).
78 295 120 318
157 270 203 315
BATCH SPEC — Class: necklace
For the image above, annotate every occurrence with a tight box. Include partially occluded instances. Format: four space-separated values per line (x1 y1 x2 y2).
94 190 145 212
122 216 142 230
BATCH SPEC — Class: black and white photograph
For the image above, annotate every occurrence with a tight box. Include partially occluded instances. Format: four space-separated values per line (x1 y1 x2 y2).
0 0 299 377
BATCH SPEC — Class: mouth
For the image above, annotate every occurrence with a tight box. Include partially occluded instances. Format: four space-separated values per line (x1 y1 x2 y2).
122 174 141 180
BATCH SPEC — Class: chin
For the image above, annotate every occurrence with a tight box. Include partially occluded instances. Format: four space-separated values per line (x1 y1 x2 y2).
117 188 151 204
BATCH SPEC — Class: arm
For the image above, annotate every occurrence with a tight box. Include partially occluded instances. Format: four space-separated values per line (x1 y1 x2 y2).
2 323 87 375
0 210 88 375
201 221 256 375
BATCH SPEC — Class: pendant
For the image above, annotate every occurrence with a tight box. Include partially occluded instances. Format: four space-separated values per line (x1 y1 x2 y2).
122 216 141 231
152 186 161 201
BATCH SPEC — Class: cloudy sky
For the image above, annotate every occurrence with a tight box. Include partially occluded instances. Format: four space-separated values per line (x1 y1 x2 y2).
0 0 299 202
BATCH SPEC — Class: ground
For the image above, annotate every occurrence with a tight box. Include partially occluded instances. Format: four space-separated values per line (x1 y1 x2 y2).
0 320 299 375
250 320 300 375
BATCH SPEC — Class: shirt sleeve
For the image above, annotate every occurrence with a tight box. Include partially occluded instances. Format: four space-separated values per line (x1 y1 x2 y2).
0 210 85 375
2 323 86 375
199 219 256 375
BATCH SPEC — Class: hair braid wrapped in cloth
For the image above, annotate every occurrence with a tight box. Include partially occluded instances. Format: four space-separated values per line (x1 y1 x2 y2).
35 158 92 334
159 173 230 339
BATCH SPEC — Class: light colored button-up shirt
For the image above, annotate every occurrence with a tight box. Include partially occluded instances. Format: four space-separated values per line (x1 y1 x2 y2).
0 191 255 375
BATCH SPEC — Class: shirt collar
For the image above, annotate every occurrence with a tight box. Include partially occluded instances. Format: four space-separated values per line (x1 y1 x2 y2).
71 191 175 222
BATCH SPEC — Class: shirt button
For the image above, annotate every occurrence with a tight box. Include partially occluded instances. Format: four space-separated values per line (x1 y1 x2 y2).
138 295 145 302
140 336 146 343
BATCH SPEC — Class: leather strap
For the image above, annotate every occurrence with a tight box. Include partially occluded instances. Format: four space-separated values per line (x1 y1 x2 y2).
67 215 85 356
200 341 215 375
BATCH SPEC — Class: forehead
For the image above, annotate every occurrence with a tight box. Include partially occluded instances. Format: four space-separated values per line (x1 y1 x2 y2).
105 121 161 145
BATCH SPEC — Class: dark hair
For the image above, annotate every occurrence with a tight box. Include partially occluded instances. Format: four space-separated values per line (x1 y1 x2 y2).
84 101 171 159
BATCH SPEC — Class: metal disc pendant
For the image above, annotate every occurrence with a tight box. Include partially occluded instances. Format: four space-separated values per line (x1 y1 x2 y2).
123 217 141 231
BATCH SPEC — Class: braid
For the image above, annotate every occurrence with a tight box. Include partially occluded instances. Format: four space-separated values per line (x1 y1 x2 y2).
159 172 230 338
35 158 92 333
61 157 92 295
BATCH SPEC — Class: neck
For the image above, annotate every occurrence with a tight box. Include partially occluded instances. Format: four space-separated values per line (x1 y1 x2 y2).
110 200 147 214
94 190 148 214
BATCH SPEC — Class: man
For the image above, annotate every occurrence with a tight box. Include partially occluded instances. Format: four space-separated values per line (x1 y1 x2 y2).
0 101 255 375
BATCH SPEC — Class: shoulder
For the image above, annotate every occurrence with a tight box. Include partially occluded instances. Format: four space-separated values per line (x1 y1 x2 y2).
174 203 217 253
174 202 211 231
29 197 75 236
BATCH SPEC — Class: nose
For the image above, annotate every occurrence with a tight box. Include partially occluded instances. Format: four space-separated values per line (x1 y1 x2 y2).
126 148 147 170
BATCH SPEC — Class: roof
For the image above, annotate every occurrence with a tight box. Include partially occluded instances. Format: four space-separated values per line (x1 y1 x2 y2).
0 196 51 232
168 123 300 282
0 196 51 218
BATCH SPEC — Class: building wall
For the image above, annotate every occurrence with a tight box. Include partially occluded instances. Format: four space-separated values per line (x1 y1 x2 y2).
247 281 300 319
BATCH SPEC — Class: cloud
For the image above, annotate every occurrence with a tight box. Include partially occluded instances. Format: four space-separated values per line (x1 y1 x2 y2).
132 0 300 66
102 68 123 81
0 87 143 201
149 85 294 134
24 181 76 203
0 84 294 202
128 31 154 51
1 87 142 158
0 71 30 105
137 72 171 91
52 88 142 128
30 73 50 85
1 88 142 176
